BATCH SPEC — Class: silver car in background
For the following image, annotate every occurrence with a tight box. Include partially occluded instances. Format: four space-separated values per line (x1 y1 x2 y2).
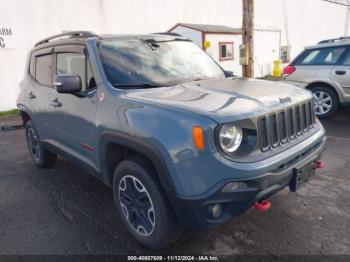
283 37 350 118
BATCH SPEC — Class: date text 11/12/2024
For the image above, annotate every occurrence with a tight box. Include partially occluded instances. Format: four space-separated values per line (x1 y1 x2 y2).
127 256 219 261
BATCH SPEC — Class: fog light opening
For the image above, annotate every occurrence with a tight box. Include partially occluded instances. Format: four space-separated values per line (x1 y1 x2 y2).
222 182 244 192
208 204 223 219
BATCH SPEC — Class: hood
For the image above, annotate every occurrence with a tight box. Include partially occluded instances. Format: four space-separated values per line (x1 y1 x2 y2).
125 78 312 123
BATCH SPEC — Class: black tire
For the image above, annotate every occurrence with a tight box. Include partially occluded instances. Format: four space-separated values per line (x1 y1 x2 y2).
25 120 57 168
309 85 338 118
113 156 183 249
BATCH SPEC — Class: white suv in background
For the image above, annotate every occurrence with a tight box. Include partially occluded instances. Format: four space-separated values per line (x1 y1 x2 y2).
283 37 350 118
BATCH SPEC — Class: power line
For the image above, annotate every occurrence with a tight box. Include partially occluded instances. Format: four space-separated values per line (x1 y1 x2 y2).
322 0 350 6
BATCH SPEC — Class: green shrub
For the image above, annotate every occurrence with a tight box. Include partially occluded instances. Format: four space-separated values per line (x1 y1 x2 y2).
0 109 20 117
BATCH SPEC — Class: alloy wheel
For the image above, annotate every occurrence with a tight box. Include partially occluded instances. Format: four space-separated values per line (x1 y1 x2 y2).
119 175 155 237
26 127 40 161
313 91 333 115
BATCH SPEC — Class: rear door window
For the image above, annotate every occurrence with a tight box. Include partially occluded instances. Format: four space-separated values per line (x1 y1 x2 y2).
35 54 53 86
298 47 346 65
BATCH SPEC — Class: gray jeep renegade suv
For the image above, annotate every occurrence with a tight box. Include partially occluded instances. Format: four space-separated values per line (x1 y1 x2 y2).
17 31 326 249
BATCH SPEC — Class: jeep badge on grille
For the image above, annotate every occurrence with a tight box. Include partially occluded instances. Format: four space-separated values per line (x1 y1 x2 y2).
279 97 292 104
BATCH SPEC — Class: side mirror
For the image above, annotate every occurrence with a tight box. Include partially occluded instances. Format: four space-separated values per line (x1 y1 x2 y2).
224 70 234 78
54 74 82 94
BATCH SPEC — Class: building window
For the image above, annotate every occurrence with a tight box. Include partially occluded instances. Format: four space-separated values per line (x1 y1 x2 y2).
219 42 234 61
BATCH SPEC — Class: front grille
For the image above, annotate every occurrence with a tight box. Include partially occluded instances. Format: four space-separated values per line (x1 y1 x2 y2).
257 100 315 152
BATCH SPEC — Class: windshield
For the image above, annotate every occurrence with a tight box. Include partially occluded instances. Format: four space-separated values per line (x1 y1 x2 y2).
98 38 225 88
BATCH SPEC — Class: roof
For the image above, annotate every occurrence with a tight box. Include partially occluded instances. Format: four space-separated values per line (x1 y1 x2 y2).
305 36 350 49
169 23 242 34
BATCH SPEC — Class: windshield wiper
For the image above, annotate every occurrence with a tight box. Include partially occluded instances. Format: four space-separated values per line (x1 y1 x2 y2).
113 83 166 88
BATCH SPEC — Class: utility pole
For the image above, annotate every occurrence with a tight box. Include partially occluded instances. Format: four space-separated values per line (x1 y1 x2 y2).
242 0 254 78
345 5 350 35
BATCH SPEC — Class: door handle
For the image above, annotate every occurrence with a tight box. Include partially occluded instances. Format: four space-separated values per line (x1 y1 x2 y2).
335 70 346 75
50 98 62 107
28 91 36 99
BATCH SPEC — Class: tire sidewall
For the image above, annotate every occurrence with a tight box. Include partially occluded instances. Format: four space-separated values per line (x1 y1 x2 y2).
113 160 170 248
25 120 43 165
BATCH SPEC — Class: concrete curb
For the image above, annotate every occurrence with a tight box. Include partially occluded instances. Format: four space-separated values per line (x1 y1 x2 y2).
0 121 24 131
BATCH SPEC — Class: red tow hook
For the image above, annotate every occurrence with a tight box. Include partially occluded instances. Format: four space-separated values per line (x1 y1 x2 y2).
316 161 325 169
254 200 271 212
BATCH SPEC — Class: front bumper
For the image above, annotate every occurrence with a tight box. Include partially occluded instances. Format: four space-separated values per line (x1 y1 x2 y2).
169 131 326 228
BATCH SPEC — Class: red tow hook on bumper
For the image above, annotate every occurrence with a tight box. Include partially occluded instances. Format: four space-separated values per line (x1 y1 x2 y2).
254 200 271 212
316 161 325 169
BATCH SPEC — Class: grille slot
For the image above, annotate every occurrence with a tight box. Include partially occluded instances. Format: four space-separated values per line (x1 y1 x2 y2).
301 103 308 131
279 111 287 143
308 101 315 126
258 117 269 151
269 113 280 148
295 105 302 135
287 108 295 139
257 99 315 152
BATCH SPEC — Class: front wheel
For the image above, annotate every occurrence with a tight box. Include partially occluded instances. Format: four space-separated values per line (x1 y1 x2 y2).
310 86 338 118
113 156 183 249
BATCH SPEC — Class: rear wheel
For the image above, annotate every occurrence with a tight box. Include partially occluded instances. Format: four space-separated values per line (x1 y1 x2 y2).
25 120 57 168
310 86 338 118
113 156 183 249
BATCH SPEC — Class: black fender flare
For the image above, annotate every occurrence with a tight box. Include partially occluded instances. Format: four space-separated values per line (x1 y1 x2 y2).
17 104 34 125
99 129 176 193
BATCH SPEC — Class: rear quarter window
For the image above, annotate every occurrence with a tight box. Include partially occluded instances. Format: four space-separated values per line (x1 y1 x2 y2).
339 50 350 65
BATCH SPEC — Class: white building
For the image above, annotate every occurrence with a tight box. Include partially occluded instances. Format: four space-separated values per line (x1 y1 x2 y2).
169 23 244 75
169 23 281 77
0 0 349 111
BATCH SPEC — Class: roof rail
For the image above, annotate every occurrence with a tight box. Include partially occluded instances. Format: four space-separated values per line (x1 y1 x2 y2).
34 31 98 47
153 32 183 37
318 36 350 44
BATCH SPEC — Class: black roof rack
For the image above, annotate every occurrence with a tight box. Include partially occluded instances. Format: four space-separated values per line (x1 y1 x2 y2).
153 32 183 37
318 36 350 44
34 31 98 47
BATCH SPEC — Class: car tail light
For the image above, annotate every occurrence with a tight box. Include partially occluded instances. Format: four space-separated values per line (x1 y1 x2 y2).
283 65 296 76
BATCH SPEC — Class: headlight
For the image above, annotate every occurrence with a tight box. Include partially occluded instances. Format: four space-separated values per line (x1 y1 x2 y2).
218 124 243 153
